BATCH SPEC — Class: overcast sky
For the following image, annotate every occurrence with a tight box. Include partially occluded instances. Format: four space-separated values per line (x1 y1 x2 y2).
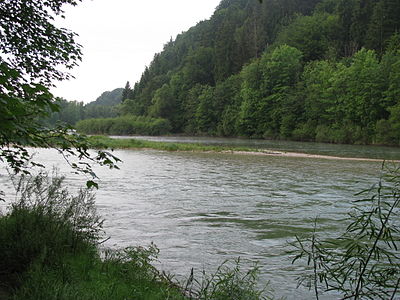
52 0 221 103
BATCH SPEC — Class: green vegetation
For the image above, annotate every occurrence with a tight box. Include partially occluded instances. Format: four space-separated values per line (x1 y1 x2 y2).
0 0 119 187
0 173 185 300
2 0 400 299
46 88 124 127
46 0 400 146
87 135 269 154
111 0 400 146
292 163 400 299
76 116 171 136
0 173 269 300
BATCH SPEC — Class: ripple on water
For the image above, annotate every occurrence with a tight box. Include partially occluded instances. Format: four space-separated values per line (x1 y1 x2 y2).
0 147 386 300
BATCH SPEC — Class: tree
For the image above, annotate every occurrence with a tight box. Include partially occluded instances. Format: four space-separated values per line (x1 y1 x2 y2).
364 0 400 53
121 81 132 101
195 85 216 134
0 0 119 188
276 13 341 61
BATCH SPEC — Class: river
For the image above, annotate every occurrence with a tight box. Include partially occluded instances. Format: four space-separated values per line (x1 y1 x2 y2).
1 137 398 299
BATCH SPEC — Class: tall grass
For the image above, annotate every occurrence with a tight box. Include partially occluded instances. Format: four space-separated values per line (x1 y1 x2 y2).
182 258 271 300
0 173 102 290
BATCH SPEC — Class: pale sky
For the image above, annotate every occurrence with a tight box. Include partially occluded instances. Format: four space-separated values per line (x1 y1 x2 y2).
52 0 221 103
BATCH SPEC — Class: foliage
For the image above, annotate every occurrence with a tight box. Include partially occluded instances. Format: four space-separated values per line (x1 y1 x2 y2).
292 163 400 299
0 172 102 289
45 87 124 127
87 88 124 107
0 0 120 185
183 258 270 300
276 12 341 61
12 243 187 300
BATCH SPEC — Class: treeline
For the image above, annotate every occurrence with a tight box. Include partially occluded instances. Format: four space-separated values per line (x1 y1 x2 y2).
46 88 124 126
48 88 171 136
117 0 400 145
76 115 171 136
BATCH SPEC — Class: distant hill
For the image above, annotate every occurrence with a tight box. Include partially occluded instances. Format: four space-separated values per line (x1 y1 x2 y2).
86 88 124 107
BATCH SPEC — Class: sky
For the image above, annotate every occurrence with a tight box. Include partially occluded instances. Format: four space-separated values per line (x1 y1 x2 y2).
52 0 221 103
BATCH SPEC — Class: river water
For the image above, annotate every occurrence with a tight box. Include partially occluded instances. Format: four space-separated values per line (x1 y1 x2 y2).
1 137 398 299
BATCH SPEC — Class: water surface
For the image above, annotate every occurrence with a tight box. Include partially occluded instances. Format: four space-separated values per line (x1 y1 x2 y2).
0 142 394 299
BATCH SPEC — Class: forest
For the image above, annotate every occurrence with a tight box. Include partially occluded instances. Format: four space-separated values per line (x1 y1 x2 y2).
59 0 400 145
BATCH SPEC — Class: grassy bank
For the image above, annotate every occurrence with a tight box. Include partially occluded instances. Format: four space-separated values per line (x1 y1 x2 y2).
0 173 268 300
88 135 273 154
87 135 397 162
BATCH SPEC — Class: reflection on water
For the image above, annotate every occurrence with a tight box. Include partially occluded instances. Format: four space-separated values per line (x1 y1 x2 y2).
0 144 389 299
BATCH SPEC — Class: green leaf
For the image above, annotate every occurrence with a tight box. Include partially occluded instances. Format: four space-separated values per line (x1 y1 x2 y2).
86 180 98 189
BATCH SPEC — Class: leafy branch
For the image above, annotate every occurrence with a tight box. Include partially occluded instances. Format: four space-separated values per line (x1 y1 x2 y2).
292 162 400 299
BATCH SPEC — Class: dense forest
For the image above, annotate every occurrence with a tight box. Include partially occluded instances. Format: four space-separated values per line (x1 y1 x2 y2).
71 0 400 145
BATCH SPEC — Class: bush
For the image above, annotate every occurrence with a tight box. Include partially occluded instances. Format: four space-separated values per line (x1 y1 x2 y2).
375 119 399 145
0 173 102 289
292 121 316 141
314 124 333 143
13 244 187 300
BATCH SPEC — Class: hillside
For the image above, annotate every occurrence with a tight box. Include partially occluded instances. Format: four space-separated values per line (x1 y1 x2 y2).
96 0 400 144
86 88 124 107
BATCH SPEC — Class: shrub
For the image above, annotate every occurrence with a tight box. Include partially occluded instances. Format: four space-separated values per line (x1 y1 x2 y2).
375 119 398 145
0 173 186 300
13 244 187 300
0 172 102 289
292 121 316 141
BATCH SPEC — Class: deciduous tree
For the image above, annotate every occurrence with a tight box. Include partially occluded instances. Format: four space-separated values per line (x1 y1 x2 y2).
0 0 119 188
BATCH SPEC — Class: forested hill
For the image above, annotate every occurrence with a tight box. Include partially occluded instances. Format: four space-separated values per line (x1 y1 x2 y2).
118 0 400 145
46 88 123 125
87 88 124 107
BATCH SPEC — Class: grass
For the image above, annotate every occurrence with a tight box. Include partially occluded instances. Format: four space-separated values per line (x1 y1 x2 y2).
87 135 271 154
12 246 187 300
0 172 269 300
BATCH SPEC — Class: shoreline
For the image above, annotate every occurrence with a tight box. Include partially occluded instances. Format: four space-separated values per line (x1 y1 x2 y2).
88 136 399 163
223 149 397 162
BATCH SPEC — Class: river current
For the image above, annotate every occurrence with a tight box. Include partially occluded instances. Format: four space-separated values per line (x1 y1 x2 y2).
1 137 398 299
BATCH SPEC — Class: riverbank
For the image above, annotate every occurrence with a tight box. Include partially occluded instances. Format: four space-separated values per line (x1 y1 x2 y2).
88 135 398 162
